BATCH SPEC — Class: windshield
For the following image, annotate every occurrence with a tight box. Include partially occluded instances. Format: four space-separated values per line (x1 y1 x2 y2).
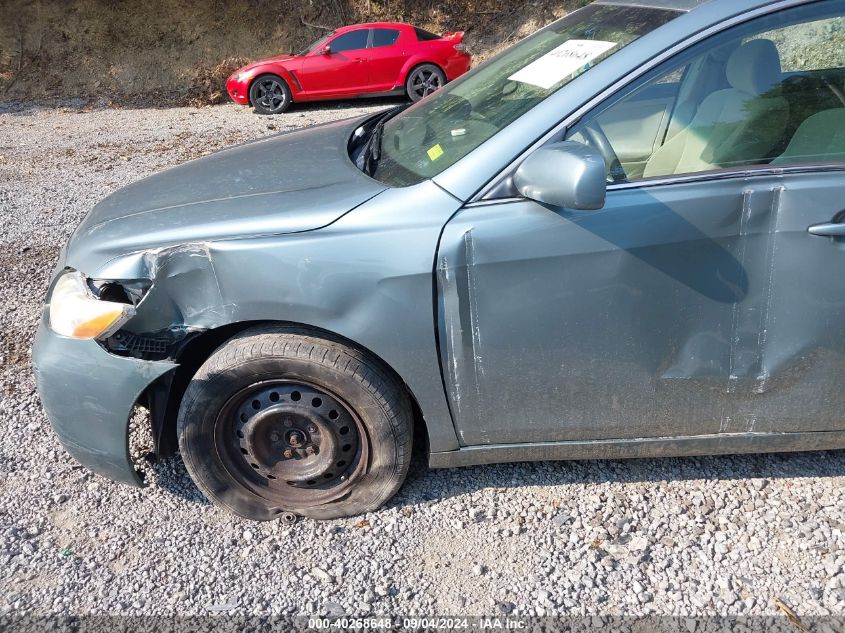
371 4 679 186
298 32 335 56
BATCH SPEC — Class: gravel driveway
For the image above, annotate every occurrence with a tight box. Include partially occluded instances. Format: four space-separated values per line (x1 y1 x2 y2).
1 99 844 626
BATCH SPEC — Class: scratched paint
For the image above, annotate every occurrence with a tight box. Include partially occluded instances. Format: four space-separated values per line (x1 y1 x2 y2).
437 172 845 446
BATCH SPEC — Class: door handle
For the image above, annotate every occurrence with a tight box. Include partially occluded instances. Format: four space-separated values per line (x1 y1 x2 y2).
808 222 845 237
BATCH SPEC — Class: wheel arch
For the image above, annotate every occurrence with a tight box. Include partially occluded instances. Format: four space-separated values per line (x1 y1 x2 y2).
247 70 298 105
143 319 429 459
401 59 446 86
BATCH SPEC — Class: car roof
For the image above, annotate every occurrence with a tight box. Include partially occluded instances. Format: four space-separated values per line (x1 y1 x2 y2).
334 22 411 33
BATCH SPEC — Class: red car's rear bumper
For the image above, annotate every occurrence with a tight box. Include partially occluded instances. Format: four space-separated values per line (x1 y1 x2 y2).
226 74 251 105
445 53 472 81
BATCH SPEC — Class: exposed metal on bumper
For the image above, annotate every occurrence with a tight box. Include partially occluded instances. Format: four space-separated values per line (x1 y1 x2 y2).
32 313 177 485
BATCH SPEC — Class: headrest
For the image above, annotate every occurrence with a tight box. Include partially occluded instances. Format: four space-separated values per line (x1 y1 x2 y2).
726 39 782 95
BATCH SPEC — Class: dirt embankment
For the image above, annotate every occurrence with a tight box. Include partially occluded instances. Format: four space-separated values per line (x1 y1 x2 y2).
0 0 584 106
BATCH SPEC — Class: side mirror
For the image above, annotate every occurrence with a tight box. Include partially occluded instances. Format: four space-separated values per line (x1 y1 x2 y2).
513 141 607 210
321 44 332 55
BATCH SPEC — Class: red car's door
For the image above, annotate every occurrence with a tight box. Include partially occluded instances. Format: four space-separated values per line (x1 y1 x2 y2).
366 28 408 90
297 29 371 96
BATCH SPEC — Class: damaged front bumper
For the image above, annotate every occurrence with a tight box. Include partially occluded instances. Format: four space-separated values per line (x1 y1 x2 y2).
32 311 177 485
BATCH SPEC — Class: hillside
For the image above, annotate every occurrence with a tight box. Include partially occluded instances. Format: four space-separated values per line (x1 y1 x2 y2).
0 0 583 105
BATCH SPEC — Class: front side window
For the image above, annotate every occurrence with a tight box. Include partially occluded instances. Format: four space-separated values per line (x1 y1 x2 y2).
371 3 680 186
565 0 845 182
330 30 369 53
373 29 400 48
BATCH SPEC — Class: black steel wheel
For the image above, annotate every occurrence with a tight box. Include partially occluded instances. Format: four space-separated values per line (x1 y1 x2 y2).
249 74 291 115
177 325 413 521
406 64 446 102
218 380 367 507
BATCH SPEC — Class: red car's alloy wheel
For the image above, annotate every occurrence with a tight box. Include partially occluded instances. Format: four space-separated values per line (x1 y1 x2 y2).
407 64 446 101
249 75 291 114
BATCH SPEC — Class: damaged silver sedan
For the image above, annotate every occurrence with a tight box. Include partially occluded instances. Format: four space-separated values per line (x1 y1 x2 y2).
34 0 845 520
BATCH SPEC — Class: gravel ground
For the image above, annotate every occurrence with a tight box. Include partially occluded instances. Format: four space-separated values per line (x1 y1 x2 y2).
1 99 845 626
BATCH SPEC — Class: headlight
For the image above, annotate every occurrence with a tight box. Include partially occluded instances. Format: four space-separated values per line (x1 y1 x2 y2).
237 71 252 82
48 270 135 339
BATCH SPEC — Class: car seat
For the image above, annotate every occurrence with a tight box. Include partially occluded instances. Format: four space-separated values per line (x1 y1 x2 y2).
770 108 845 164
644 39 789 177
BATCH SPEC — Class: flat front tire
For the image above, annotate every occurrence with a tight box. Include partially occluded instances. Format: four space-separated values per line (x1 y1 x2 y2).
177 325 413 520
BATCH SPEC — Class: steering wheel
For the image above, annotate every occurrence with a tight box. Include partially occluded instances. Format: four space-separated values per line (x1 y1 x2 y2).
583 120 627 182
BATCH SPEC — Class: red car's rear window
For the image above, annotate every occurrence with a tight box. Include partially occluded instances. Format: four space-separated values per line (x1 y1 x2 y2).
414 27 440 41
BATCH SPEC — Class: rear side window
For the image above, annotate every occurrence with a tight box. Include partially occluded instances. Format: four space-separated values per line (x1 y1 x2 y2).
752 16 845 71
330 30 369 53
373 29 400 47
414 27 440 42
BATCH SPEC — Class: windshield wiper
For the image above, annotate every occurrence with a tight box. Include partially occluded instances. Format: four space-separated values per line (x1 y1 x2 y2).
359 105 409 176
363 120 385 176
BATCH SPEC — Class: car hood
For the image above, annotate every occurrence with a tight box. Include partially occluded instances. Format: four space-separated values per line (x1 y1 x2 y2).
241 54 299 71
66 116 386 273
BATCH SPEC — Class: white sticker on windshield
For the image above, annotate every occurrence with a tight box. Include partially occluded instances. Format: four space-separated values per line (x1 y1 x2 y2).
508 39 617 90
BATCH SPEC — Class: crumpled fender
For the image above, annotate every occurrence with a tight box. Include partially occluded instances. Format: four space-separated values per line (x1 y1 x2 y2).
88 180 464 455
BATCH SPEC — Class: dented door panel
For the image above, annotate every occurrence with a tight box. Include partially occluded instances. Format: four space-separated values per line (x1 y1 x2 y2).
437 172 845 446
728 174 845 433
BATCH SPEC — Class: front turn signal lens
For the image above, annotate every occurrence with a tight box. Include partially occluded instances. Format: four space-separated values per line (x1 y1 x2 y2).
48 270 135 339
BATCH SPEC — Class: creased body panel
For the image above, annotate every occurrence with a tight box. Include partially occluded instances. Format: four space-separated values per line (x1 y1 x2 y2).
86 181 463 453
728 175 845 433
438 172 845 446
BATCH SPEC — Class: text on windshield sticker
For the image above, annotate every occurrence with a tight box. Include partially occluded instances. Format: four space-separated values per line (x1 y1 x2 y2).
508 39 617 90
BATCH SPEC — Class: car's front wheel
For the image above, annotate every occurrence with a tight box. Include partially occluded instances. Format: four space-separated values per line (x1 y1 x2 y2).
406 64 446 102
177 325 413 520
249 74 292 114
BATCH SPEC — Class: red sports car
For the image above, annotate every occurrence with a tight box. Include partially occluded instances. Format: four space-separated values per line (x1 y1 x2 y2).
226 22 471 114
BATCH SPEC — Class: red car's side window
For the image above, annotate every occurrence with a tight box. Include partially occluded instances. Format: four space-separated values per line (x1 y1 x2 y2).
372 29 400 48
328 30 369 53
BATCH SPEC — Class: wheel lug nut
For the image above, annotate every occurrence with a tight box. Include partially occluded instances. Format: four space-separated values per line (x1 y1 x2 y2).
270 432 279 442
283 449 293 459
308 425 317 433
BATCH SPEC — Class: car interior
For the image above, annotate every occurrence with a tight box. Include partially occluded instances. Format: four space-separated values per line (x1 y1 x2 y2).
568 18 845 182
